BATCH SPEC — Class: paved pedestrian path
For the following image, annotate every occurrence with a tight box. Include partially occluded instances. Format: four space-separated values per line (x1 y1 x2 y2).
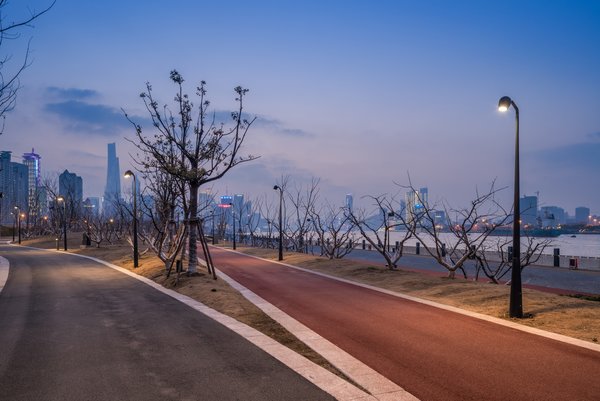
209 247 600 401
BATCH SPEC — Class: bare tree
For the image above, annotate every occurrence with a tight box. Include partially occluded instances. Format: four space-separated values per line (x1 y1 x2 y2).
258 193 277 248
132 164 188 271
41 173 62 239
348 194 414 269
404 181 511 278
125 70 258 274
0 0 54 131
473 234 552 283
285 177 319 253
309 203 356 259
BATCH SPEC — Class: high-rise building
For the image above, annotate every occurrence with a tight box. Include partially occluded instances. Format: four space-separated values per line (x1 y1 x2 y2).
519 195 538 227
199 190 215 213
83 197 101 216
220 195 233 207
0 151 29 225
22 148 43 219
103 143 121 216
345 194 353 213
405 187 428 226
59 169 83 204
575 207 590 224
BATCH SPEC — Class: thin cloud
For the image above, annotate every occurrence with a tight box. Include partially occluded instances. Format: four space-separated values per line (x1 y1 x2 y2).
531 141 600 169
586 131 600 140
44 100 131 135
46 87 99 100
254 115 313 138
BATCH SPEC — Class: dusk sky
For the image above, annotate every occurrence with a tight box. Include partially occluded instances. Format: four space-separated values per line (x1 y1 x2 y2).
2 0 599 215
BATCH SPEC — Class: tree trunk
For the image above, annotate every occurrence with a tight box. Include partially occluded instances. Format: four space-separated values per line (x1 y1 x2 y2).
187 182 199 274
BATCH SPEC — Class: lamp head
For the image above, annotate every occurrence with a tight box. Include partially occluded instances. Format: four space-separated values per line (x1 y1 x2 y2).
273 185 280 191
498 96 512 112
124 170 134 178
56 196 64 202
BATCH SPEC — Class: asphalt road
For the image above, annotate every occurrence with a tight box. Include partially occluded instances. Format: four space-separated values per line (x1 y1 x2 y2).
0 245 335 401
211 247 600 401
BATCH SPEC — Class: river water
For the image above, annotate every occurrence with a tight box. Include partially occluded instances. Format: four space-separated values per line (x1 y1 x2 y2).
379 231 600 258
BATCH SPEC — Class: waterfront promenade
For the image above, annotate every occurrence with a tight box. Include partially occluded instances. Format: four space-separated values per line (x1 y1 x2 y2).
210 247 600 401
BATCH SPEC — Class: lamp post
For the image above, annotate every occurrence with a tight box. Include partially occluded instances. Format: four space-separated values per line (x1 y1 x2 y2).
273 185 283 261
0 192 3 236
211 210 215 245
56 196 67 251
498 95 522 318
18 212 23 244
124 170 139 268
12 206 18 242
229 202 237 250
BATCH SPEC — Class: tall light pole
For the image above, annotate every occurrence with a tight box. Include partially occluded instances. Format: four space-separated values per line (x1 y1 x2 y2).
229 202 237 250
211 210 215 245
0 192 3 236
12 206 18 242
124 170 139 268
273 185 283 261
18 211 23 244
56 196 67 251
498 95 522 318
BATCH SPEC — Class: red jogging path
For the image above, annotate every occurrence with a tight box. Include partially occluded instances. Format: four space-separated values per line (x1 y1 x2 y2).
210 247 600 401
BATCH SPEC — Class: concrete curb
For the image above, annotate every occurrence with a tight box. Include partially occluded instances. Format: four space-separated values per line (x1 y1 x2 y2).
0 256 9 294
9 244 375 401
219 247 600 354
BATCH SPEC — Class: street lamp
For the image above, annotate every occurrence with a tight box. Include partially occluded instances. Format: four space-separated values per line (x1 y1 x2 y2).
12 206 18 242
124 170 139 268
56 196 67 251
498 95 522 318
17 211 23 244
273 185 283 261
229 202 237 250
211 210 215 245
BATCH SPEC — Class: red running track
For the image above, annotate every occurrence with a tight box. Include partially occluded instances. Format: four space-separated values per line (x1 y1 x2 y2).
210 247 600 401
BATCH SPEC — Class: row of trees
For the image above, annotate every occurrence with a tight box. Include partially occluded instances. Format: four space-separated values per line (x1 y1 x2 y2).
219 176 551 285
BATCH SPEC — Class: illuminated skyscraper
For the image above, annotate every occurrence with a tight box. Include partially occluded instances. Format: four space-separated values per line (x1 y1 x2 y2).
22 148 43 217
103 143 121 216
0 151 28 224
405 187 428 226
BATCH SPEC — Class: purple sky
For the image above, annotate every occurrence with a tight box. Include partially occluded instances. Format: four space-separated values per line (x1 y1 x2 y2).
2 0 599 215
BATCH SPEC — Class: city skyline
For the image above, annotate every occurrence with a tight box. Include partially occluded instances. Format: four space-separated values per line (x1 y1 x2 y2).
1 1 599 214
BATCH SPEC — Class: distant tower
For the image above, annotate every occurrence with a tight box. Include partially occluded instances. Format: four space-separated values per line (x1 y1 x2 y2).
575 207 590 224
0 151 28 224
59 169 83 204
519 195 538 227
405 187 428 226
345 194 353 213
103 143 121 216
22 148 43 217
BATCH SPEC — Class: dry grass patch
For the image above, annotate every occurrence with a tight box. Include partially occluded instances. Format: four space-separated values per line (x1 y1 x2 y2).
237 247 600 344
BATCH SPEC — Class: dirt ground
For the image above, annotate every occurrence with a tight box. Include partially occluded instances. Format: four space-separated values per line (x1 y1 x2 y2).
18 234 599 356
